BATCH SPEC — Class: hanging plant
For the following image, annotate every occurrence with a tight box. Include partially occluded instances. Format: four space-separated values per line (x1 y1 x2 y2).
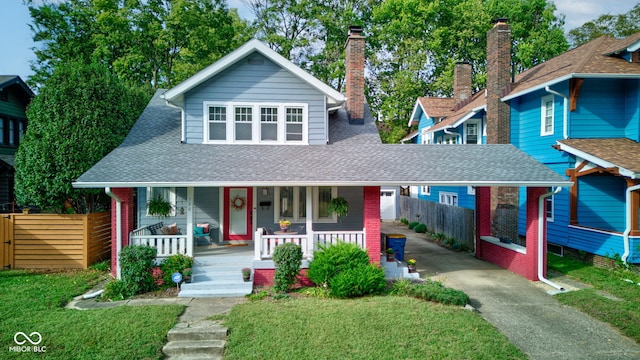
147 195 173 218
327 196 349 218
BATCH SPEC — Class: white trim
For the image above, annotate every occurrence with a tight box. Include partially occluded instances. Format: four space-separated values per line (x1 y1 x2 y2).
557 144 639 179
546 194 554 222
541 95 554 136
420 185 431 195
273 186 338 223
464 120 481 144
407 98 426 127
439 191 458 206
480 236 526 254
146 187 177 217
163 39 344 107
422 104 486 136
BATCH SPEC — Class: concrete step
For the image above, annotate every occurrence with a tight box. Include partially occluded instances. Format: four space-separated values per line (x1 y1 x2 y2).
178 288 252 298
194 255 253 266
179 280 253 297
162 340 224 358
167 321 227 342
192 265 250 274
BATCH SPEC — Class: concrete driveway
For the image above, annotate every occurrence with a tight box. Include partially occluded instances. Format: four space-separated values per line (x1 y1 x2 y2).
381 221 640 360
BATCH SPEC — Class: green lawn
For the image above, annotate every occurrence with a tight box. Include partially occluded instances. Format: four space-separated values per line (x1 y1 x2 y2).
548 254 640 344
223 295 525 360
0 269 183 360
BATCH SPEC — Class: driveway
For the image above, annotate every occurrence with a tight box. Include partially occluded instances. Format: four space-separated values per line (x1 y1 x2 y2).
381 221 640 360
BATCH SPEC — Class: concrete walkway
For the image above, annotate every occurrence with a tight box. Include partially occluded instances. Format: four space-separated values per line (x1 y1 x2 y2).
382 221 640 360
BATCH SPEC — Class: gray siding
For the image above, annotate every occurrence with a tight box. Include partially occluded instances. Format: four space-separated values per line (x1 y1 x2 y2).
184 53 327 145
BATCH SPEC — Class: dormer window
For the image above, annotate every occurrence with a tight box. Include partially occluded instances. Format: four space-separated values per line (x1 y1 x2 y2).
204 102 307 144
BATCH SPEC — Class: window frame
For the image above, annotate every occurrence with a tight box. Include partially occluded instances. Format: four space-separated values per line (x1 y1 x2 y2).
546 194 554 222
420 186 431 195
146 187 177 217
464 120 480 144
274 186 307 222
541 95 554 136
439 191 458 206
420 127 433 144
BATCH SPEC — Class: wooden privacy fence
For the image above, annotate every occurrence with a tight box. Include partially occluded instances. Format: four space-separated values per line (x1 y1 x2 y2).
399 196 475 250
0 212 111 269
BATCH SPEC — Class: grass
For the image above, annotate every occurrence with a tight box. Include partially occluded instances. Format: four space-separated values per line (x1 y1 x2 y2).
223 295 525 360
548 254 640 343
0 269 183 360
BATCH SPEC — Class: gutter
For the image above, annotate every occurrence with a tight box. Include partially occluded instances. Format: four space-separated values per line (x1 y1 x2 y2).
105 187 122 279
443 128 461 143
538 186 565 291
544 86 569 139
622 184 640 265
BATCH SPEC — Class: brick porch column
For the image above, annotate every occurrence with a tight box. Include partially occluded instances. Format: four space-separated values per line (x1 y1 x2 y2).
363 186 381 263
526 187 548 280
475 186 491 258
110 188 135 277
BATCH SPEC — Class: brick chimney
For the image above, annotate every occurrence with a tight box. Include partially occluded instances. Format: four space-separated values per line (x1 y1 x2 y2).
486 18 511 144
345 25 365 125
454 62 472 107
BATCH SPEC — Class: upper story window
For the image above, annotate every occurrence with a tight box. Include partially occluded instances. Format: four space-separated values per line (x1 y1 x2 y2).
204 102 307 144
541 95 554 136
420 128 433 144
464 121 480 144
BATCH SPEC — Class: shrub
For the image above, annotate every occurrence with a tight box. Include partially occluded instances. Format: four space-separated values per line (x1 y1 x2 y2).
330 263 386 298
394 279 470 306
408 221 419 230
414 223 427 233
103 279 131 301
400 218 409 225
272 243 303 293
307 242 370 287
119 245 157 296
160 254 193 285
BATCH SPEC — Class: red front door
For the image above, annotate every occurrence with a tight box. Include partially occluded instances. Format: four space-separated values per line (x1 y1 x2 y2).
223 187 253 241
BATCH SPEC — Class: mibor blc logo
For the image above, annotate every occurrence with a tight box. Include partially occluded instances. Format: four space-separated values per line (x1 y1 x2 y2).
8 332 46 353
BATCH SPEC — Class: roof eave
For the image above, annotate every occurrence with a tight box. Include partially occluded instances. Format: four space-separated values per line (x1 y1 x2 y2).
556 141 639 179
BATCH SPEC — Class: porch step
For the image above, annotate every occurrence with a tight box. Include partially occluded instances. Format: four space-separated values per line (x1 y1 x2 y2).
179 254 254 298
162 320 226 360
381 255 420 280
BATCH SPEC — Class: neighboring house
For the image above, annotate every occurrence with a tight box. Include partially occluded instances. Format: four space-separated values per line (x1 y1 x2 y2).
405 19 640 265
0 76 33 211
74 27 569 296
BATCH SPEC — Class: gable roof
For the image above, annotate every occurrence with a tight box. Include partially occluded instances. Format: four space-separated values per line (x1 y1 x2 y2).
556 138 640 179
408 97 455 126
162 39 345 108
504 33 640 101
74 90 570 189
0 75 34 99
425 91 486 135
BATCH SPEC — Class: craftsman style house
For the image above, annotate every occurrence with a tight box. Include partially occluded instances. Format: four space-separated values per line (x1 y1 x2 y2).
405 20 640 265
0 76 33 211
75 27 568 296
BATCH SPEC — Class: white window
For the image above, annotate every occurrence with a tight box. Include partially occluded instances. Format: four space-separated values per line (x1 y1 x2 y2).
546 195 554 222
204 102 307 144
421 128 433 144
541 95 554 136
420 186 431 195
439 135 457 144
146 187 176 217
465 121 480 144
273 186 338 223
467 186 475 195
439 192 458 206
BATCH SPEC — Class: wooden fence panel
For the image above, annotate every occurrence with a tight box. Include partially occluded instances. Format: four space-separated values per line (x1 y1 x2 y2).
400 196 475 250
0 215 14 269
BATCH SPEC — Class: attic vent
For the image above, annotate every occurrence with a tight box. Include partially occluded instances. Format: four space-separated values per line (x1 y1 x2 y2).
248 58 264 65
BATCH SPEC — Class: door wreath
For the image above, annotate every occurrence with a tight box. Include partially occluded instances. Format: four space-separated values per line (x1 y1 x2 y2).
230 195 246 211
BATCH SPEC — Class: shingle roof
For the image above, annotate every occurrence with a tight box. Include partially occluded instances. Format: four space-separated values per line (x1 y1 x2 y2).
418 97 456 118
557 138 640 178
0 75 34 98
427 91 486 133
74 90 569 188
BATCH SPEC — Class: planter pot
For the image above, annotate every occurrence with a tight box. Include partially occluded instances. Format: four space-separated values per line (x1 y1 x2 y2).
407 265 416 273
386 254 395 262
243 276 251 282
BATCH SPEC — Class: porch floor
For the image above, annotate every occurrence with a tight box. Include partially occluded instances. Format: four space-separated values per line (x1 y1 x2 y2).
194 242 254 257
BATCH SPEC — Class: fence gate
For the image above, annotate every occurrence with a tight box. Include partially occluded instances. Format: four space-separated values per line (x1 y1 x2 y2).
0 214 14 269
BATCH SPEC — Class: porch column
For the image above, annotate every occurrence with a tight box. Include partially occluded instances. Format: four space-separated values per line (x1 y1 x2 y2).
187 187 194 256
110 188 134 278
475 186 491 258
526 187 548 281
363 186 381 263
306 186 313 257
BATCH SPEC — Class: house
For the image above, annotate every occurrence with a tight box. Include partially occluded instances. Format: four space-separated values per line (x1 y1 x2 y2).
405 19 640 265
0 76 33 211
74 26 569 296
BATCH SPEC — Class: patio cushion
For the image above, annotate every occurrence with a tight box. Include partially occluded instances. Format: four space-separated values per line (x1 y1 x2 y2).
147 222 164 235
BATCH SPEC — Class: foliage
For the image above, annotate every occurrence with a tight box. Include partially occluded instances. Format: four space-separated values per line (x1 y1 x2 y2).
15 61 149 213
408 221 419 229
146 195 174 218
385 247 394 254
307 242 370 287
160 254 194 286
102 279 129 301
391 279 470 306
400 218 409 225
329 263 386 298
27 0 253 90
89 260 110 272
567 4 640 46
327 196 349 218
414 223 427 233
272 243 303 293
247 290 270 302
0 269 182 359
119 245 158 297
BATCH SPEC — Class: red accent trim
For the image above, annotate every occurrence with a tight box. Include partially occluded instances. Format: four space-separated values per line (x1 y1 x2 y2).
363 186 381 263
254 268 312 287
223 187 253 241
110 188 134 277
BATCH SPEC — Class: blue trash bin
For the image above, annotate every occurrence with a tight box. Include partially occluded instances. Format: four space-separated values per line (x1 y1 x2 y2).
386 234 406 262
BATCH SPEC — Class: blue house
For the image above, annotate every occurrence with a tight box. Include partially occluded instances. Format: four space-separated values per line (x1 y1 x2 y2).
406 20 640 265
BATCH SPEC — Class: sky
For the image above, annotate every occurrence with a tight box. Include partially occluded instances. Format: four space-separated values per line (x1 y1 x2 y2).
1 0 638 83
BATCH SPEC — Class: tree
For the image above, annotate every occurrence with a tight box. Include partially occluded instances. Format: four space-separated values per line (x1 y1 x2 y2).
14 62 149 213
567 3 640 47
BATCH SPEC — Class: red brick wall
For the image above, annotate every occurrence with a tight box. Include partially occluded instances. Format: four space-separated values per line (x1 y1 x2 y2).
454 62 472 107
345 27 365 123
110 188 135 277
253 268 313 287
486 19 511 145
364 186 381 264
475 186 491 259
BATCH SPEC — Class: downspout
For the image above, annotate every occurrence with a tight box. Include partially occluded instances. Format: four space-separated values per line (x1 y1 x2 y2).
538 186 565 291
443 128 461 143
544 86 569 139
165 101 186 143
622 184 640 265
105 187 122 279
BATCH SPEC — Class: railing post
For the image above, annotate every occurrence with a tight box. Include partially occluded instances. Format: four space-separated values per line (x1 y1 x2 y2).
254 229 262 260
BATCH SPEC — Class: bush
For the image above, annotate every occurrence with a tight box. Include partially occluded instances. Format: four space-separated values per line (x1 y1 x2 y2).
391 279 469 306
119 245 157 296
272 243 303 293
330 263 386 298
408 221 419 230
307 242 370 287
103 279 131 301
414 223 427 233
160 254 193 286
400 218 409 225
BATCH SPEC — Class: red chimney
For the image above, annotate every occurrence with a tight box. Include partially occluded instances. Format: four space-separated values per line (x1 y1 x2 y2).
486 18 511 144
454 62 472 107
345 25 365 125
